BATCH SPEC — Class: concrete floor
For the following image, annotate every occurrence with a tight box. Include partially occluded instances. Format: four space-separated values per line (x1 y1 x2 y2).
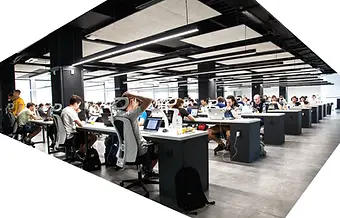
34 111 340 218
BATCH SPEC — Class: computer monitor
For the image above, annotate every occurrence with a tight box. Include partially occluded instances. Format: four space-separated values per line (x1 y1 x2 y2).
102 108 110 114
143 117 162 132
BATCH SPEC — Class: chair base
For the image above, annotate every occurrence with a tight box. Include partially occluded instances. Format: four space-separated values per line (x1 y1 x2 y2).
120 177 159 198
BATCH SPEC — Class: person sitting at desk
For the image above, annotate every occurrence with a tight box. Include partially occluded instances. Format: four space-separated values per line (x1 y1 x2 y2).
209 95 239 155
17 103 41 145
135 99 148 126
200 98 209 112
61 95 97 160
299 96 309 106
216 96 226 108
278 95 287 106
116 91 158 175
171 98 195 121
290 96 301 107
251 94 266 113
268 95 282 110
37 103 47 119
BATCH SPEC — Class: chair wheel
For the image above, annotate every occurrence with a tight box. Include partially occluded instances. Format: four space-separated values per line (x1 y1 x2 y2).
120 182 124 187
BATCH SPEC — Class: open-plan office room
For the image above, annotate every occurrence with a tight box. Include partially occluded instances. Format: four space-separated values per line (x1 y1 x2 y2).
1 0 340 217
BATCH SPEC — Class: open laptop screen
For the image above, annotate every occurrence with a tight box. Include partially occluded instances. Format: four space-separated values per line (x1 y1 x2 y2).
191 108 198 117
144 117 162 131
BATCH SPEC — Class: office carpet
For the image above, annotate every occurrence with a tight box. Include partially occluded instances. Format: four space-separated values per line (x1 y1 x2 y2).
34 111 340 218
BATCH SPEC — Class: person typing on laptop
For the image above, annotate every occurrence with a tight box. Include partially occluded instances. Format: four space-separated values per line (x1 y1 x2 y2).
209 95 239 155
61 95 97 160
116 92 158 175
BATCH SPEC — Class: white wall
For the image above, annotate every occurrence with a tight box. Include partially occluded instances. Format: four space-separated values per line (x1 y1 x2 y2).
15 80 31 104
320 74 340 105
263 87 279 97
233 87 251 98
287 86 321 101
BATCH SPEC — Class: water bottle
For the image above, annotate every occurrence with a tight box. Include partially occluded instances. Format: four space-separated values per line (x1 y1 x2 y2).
175 113 183 135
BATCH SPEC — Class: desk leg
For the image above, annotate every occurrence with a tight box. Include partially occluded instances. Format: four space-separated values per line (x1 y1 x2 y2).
42 125 46 143
46 126 50 154
84 131 88 153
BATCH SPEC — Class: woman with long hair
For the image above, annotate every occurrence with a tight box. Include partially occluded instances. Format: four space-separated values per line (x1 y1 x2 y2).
172 98 195 121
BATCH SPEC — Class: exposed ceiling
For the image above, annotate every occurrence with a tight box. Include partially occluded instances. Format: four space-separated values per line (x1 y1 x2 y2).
9 0 337 89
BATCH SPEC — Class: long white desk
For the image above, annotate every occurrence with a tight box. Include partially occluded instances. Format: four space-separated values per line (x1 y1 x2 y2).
78 122 208 141
187 117 261 124
184 118 261 163
0 134 187 218
77 122 209 201
241 113 285 145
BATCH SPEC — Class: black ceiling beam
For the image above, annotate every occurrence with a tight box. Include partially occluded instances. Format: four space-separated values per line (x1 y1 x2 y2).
213 69 318 80
139 49 258 71
219 74 319 83
124 36 269 67
117 59 299 83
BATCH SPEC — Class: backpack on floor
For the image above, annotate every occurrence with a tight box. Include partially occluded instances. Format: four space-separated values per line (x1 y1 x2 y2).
104 135 119 167
175 167 215 215
83 146 101 172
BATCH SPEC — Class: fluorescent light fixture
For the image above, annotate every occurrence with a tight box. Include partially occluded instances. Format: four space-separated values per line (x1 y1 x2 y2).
26 58 38 63
72 28 199 66
242 11 263 24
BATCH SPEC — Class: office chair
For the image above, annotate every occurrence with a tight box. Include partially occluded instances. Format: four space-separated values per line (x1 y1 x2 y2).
111 97 159 198
53 114 78 163
11 120 35 148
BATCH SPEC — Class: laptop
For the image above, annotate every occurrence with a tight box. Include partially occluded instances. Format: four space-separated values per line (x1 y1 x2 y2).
102 113 113 127
191 108 198 117
86 116 98 123
143 117 162 132
208 108 225 120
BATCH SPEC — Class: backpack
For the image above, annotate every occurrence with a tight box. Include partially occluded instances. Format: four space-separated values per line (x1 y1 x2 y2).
175 167 215 215
104 135 119 167
83 147 101 171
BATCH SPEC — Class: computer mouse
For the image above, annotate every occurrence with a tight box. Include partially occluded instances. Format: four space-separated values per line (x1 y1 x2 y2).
162 129 169 133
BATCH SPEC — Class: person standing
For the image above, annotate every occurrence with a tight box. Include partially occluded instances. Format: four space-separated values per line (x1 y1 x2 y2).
12 90 25 117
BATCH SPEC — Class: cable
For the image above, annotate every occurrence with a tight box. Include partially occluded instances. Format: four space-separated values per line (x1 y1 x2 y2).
230 132 240 161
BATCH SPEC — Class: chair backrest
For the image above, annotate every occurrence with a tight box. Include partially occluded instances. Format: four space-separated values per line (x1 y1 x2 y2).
8 113 16 129
113 116 139 168
12 120 19 134
111 97 139 168
53 114 67 148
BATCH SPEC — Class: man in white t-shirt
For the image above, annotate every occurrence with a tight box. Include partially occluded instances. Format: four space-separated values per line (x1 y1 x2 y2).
61 95 97 159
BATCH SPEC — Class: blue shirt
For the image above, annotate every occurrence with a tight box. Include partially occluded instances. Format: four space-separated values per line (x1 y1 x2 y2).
216 102 226 108
138 111 147 122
